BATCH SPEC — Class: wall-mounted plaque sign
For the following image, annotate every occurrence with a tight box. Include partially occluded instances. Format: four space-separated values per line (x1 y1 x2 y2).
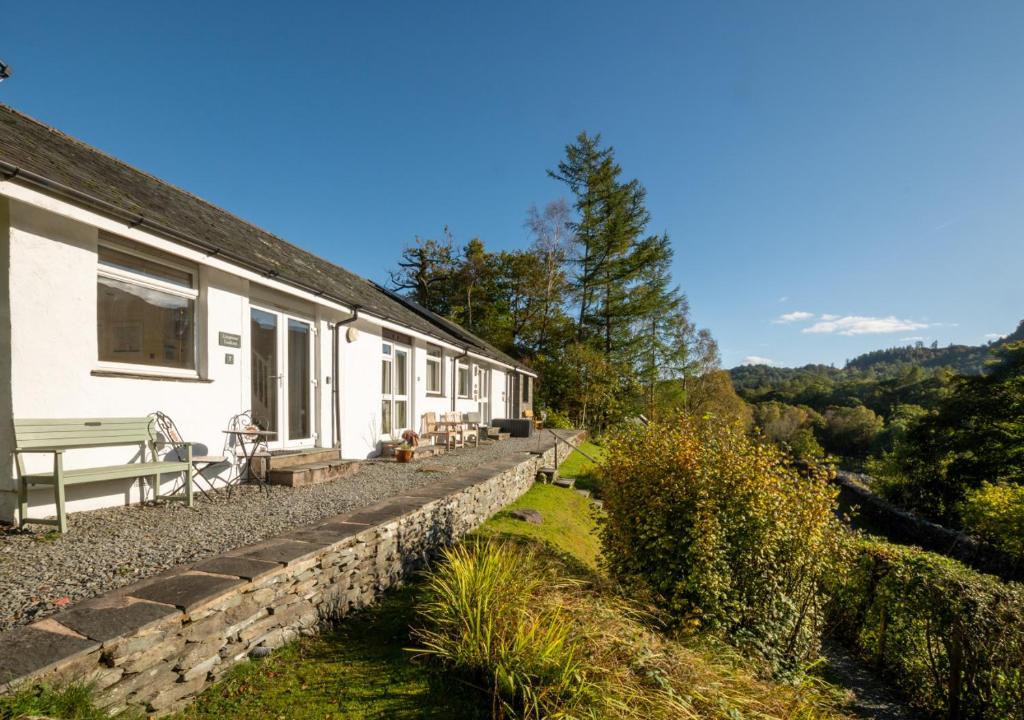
218 331 242 348
225 353 235 365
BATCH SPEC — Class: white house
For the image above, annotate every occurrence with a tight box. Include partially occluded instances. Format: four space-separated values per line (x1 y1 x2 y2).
0 104 536 525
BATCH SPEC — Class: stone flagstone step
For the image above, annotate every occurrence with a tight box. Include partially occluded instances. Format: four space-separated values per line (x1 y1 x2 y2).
267 460 361 488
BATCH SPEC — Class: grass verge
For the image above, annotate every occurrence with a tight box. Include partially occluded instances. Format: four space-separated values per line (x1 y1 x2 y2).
556 440 605 496
478 483 602 570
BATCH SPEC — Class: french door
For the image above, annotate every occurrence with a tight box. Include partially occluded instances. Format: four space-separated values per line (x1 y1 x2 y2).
381 341 410 438
251 306 315 449
476 366 490 423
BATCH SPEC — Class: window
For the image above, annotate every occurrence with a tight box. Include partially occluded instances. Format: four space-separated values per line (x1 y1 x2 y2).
426 346 443 395
457 362 471 398
522 376 531 403
97 244 197 371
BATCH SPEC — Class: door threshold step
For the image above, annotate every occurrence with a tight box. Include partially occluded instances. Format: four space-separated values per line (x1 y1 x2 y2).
267 460 361 488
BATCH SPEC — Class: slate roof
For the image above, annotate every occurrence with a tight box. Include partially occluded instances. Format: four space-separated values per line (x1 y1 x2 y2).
0 104 528 372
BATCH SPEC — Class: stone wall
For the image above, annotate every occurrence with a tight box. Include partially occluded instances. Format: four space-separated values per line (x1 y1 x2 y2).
834 469 1023 581
0 431 583 715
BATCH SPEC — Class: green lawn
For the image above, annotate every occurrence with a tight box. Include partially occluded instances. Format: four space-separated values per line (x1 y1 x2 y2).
556 440 605 496
477 483 602 570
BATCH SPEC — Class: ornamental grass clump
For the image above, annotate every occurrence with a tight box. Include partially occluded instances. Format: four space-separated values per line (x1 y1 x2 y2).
413 542 593 719
599 417 849 675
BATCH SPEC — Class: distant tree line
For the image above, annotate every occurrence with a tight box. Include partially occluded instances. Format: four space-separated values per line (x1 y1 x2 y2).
390 132 741 429
732 327 1024 557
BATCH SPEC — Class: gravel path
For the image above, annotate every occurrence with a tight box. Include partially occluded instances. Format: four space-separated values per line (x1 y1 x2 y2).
0 437 548 632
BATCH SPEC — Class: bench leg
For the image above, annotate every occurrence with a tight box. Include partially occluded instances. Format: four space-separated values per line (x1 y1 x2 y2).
52 452 68 533
18 478 28 530
54 482 68 534
153 472 161 502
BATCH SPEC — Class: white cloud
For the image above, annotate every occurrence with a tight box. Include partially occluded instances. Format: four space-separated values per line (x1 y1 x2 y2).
742 355 776 366
900 336 927 342
985 333 1007 341
773 311 814 324
778 296 789 303
803 315 929 336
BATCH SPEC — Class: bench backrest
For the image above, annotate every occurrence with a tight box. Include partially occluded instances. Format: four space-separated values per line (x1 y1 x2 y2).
14 417 156 451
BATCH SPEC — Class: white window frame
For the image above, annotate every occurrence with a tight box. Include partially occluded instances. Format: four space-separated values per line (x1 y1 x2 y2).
381 340 411 437
457 361 471 399
96 241 200 378
426 345 444 396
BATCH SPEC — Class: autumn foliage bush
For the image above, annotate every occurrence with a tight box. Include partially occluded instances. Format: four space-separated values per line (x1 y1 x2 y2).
599 417 848 674
961 482 1024 560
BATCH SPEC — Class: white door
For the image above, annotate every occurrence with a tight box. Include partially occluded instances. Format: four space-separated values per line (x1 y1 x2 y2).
381 341 410 439
250 306 315 449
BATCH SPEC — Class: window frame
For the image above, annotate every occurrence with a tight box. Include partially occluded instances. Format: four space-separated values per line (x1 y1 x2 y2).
96 240 200 378
425 345 444 396
457 361 471 399
522 375 531 403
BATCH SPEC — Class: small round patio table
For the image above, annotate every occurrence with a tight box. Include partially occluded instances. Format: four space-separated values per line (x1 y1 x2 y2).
222 428 276 493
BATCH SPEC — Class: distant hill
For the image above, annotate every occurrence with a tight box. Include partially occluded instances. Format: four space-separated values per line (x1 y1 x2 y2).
733 320 1024 382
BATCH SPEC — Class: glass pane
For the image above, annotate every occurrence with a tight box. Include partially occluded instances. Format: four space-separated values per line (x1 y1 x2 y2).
99 246 192 288
381 358 392 394
98 276 195 369
250 308 278 433
381 399 392 434
395 400 407 431
287 319 310 440
427 359 440 393
395 350 407 396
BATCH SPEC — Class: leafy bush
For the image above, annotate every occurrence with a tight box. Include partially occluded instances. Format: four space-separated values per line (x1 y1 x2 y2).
599 417 848 674
830 539 1024 719
962 482 1024 559
542 408 574 429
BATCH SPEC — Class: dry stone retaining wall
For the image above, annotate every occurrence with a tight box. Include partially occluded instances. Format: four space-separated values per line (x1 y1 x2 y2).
0 431 583 715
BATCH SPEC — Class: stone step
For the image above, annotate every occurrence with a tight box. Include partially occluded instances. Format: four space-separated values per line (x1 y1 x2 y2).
536 466 559 483
552 476 575 489
267 448 342 471
267 460 361 488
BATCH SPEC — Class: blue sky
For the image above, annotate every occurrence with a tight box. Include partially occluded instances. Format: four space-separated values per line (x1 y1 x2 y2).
3 1 1022 368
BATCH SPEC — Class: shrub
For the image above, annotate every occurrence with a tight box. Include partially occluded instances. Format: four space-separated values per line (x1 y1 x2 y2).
599 417 848 674
543 409 574 430
962 482 1024 559
830 539 1024 719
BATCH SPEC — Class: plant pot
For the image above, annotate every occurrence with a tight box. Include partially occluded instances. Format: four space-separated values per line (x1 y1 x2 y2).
396 448 414 463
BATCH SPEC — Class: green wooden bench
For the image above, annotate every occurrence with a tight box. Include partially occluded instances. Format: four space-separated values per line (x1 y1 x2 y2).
14 417 193 533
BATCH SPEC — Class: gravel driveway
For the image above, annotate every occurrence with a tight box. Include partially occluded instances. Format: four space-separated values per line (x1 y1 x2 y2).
0 437 548 632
